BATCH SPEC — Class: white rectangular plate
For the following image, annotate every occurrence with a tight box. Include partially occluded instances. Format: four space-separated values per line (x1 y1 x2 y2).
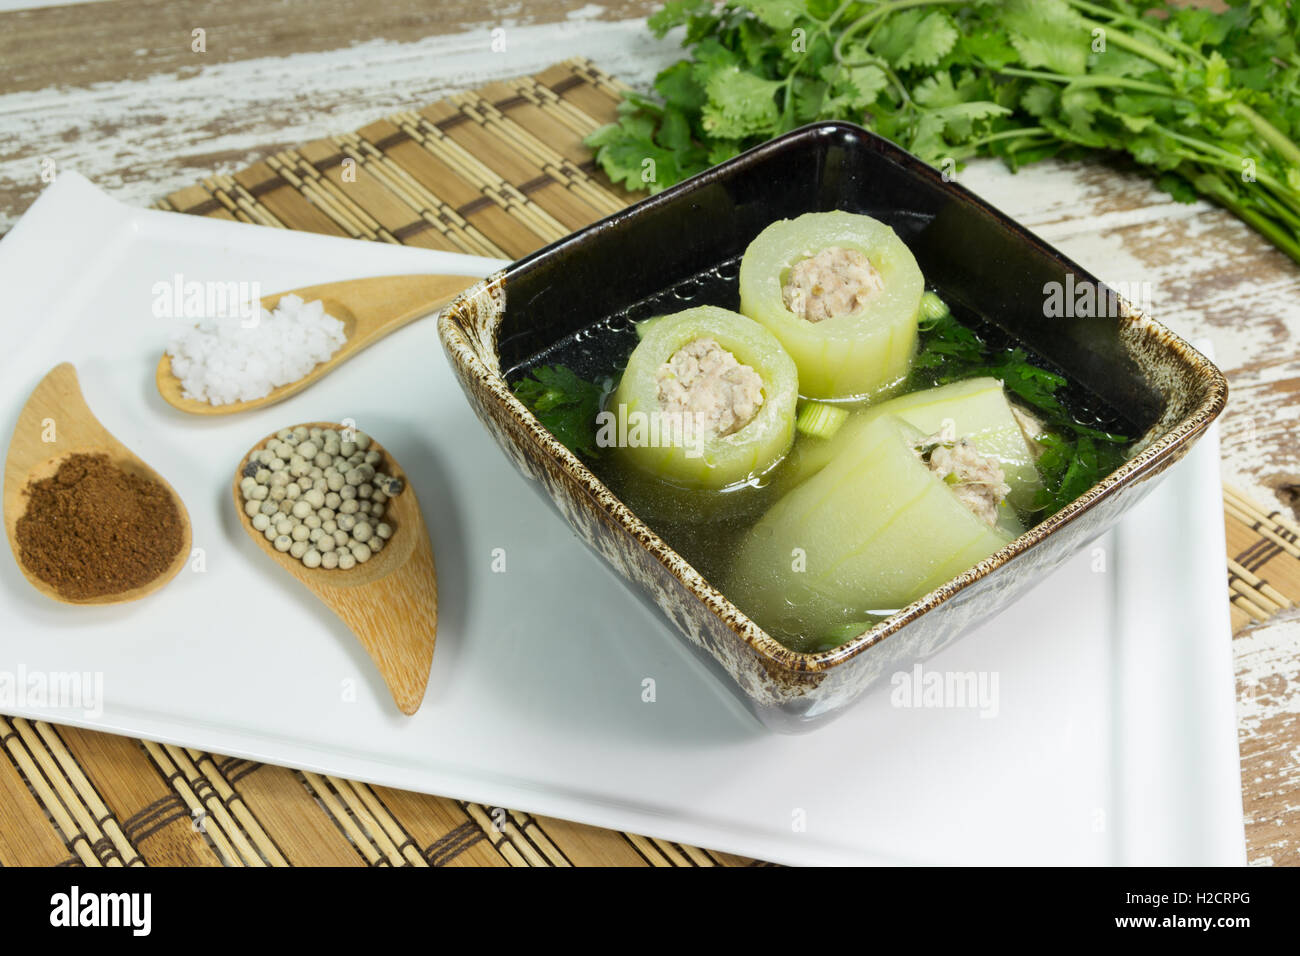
0 174 1245 865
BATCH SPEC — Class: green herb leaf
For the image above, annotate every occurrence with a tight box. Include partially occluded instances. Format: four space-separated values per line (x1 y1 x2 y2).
870 9 960 72
512 366 606 459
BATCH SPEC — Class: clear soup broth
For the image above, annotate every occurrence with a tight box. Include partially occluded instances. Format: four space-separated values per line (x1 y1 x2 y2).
507 254 1138 652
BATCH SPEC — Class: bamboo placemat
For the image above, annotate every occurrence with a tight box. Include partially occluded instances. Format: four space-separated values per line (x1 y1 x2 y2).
1 57 1295 867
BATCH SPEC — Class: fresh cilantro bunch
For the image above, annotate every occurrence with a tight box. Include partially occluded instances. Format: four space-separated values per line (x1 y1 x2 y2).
589 0 1300 265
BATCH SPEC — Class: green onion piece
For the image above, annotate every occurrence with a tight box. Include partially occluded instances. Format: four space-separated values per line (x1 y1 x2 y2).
919 291 950 323
796 401 849 440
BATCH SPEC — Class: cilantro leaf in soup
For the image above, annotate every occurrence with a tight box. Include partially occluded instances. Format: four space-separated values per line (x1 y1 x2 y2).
512 366 607 459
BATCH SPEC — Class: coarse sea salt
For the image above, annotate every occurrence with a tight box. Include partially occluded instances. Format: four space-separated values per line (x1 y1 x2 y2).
166 295 347 406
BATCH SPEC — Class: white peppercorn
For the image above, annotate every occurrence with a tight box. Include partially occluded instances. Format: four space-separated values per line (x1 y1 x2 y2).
241 425 400 571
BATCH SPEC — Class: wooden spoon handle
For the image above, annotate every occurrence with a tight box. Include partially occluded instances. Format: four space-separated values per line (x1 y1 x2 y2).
309 497 438 715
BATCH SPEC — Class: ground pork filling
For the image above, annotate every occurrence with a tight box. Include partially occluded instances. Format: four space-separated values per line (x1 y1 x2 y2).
781 245 885 322
914 433 1012 528
656 337 765 439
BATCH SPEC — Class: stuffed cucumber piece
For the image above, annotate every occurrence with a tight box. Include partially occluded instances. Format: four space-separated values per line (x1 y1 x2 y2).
607 306 798 490
738 211 924 400
780 378 1043 510
729 414 1021 649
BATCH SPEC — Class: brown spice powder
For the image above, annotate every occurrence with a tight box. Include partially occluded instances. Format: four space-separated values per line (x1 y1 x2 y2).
15 453 184 600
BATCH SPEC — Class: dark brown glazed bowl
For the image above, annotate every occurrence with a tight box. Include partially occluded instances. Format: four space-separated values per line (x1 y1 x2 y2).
438 121 1227 733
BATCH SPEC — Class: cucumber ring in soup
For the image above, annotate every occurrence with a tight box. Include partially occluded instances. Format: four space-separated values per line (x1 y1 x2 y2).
780 377 1044 511
739 210 925 400
607 306 798 490
729 414 1022 649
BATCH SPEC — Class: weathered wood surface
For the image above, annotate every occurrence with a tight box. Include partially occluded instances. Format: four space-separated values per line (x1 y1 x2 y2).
0 0 1296 866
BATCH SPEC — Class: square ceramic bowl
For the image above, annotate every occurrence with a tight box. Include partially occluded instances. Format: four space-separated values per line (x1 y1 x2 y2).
438 121 1227 733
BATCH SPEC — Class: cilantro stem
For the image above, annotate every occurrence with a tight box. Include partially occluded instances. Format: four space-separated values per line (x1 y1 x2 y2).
1003 70 1300 175
945 127 1054 161
996 68 1172 96
1153 124 1300 210
1198 169 1300 264
1226 102 1300 170
1251 186 1300 236
1065 0 1208 67
1073 17 1181 72
961 125 1048 147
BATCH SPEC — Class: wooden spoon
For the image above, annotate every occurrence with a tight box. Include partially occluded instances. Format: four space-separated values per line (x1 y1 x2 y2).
4 363 192 605
233 423 437 715
157 273 478 415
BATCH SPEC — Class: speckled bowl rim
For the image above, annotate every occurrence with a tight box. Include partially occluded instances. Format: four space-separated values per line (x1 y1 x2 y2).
438 121 1229 677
